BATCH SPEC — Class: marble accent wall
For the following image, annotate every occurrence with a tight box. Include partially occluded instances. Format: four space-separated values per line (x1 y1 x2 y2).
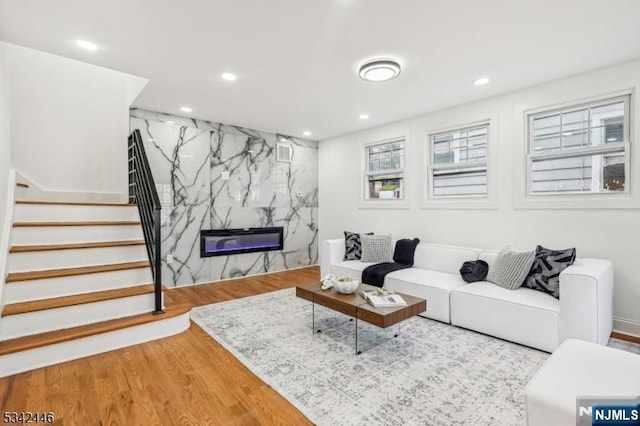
130 108 318 286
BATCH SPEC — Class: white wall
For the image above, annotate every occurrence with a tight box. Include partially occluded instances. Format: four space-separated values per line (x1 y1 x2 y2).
0 42 12 305
6 43 148 198
0 43 10 233
319 58 640 335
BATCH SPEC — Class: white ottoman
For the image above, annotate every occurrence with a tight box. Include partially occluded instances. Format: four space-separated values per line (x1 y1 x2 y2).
525 339 640 426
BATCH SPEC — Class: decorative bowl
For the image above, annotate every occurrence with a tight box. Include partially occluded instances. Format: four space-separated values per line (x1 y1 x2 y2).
334 277 360 294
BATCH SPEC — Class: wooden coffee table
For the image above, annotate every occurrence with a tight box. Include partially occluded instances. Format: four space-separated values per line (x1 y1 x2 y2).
296 282 426 354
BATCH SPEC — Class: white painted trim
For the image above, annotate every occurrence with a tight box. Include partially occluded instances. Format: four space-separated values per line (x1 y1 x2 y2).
513 84 640 210
14 170 127 203
613 317 640 338
0 167 16 311
421 114 499 210
358 133 411 210
169 264 319 289
0 311 190 378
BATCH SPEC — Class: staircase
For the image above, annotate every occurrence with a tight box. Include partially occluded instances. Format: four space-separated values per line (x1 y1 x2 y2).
0 199 191 377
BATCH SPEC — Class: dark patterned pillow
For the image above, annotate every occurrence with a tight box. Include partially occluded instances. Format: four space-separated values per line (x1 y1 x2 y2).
522 245 576 299
344 231 372 260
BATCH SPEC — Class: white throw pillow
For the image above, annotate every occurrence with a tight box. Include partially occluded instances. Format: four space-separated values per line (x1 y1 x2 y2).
360 234 393 263
486 246 535 290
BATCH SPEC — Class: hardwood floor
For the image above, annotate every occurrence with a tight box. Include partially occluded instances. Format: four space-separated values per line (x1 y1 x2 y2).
0 266 320 426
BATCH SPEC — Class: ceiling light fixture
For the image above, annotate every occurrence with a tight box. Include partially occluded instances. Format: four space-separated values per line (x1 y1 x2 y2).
180 106 192 113
359 114 370 120
221 73 237 81
303 131 312 137
76 40 98 51
473 77 490 85
359 59 401 82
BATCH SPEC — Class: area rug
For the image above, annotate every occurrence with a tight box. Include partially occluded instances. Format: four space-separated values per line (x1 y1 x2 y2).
191 289 639 425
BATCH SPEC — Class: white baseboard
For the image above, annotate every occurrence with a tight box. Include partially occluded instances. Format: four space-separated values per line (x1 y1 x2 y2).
613 317 640 338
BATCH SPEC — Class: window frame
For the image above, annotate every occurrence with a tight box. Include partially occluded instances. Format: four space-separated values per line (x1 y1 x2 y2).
421 116 498 210
526 95 631 197
428 123 490 199
359 136 409 209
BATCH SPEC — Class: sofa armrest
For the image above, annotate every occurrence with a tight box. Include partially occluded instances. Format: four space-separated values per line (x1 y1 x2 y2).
559 258 613 346
320 239 345 277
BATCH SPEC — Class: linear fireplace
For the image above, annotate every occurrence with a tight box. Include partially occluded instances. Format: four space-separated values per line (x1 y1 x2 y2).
200 227 284 257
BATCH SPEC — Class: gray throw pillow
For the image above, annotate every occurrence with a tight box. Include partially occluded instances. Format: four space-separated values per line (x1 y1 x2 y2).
361 234 393 263
486 246 535 290
522 245 576 299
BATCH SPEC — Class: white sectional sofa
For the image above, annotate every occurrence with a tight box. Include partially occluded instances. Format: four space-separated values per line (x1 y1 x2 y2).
320 239 614 353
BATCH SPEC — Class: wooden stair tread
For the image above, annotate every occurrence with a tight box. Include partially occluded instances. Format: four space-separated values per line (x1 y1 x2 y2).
13 221 141 227
0 303 191 356
2 284 157 316
10 240 146 253
16 200 136 207
16 182 29 188
6 261 150 283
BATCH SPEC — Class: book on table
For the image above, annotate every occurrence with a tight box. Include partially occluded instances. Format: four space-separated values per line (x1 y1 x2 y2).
360 290 407 308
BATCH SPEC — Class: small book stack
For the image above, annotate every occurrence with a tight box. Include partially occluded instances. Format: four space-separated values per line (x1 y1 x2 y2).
360 290 407 308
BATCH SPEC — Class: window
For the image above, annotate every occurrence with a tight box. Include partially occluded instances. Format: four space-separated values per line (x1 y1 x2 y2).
428 124 489 197
364 139 404 200
528 95 630 195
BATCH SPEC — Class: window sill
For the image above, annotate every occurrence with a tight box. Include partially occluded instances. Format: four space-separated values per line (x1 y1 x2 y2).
514 193 640 210
420 197 497 210
358 199 410 210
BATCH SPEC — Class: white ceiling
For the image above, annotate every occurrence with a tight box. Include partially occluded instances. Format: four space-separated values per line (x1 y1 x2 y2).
1 0 640 140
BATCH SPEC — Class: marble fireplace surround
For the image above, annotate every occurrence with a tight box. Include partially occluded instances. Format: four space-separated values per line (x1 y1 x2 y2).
130 109 318 287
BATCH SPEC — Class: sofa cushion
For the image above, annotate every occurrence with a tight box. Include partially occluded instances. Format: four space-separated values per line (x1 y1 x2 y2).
523 245 576 299
486 246 535 290
385 268 467 323
361 234 393 263
331 260 377 281
413 244 480 275
393 238 420 265
450 281 560 352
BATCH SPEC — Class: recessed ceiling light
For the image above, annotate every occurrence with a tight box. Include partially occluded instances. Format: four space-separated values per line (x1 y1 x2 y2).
359 59 401 82
473 77 490 85
165 121 175 124
303 131 312 137
76 40 98 51
359 114 370 120
221 73 237 81
147 138 155 142
180 106 192 113
279 137 287 142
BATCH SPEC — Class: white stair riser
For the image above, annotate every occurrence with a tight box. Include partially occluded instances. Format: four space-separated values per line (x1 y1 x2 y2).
4 268 153 304
1 293 163 340
8 245 149 273
12 225 144 245
14 204 140 222
0 312 190 378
